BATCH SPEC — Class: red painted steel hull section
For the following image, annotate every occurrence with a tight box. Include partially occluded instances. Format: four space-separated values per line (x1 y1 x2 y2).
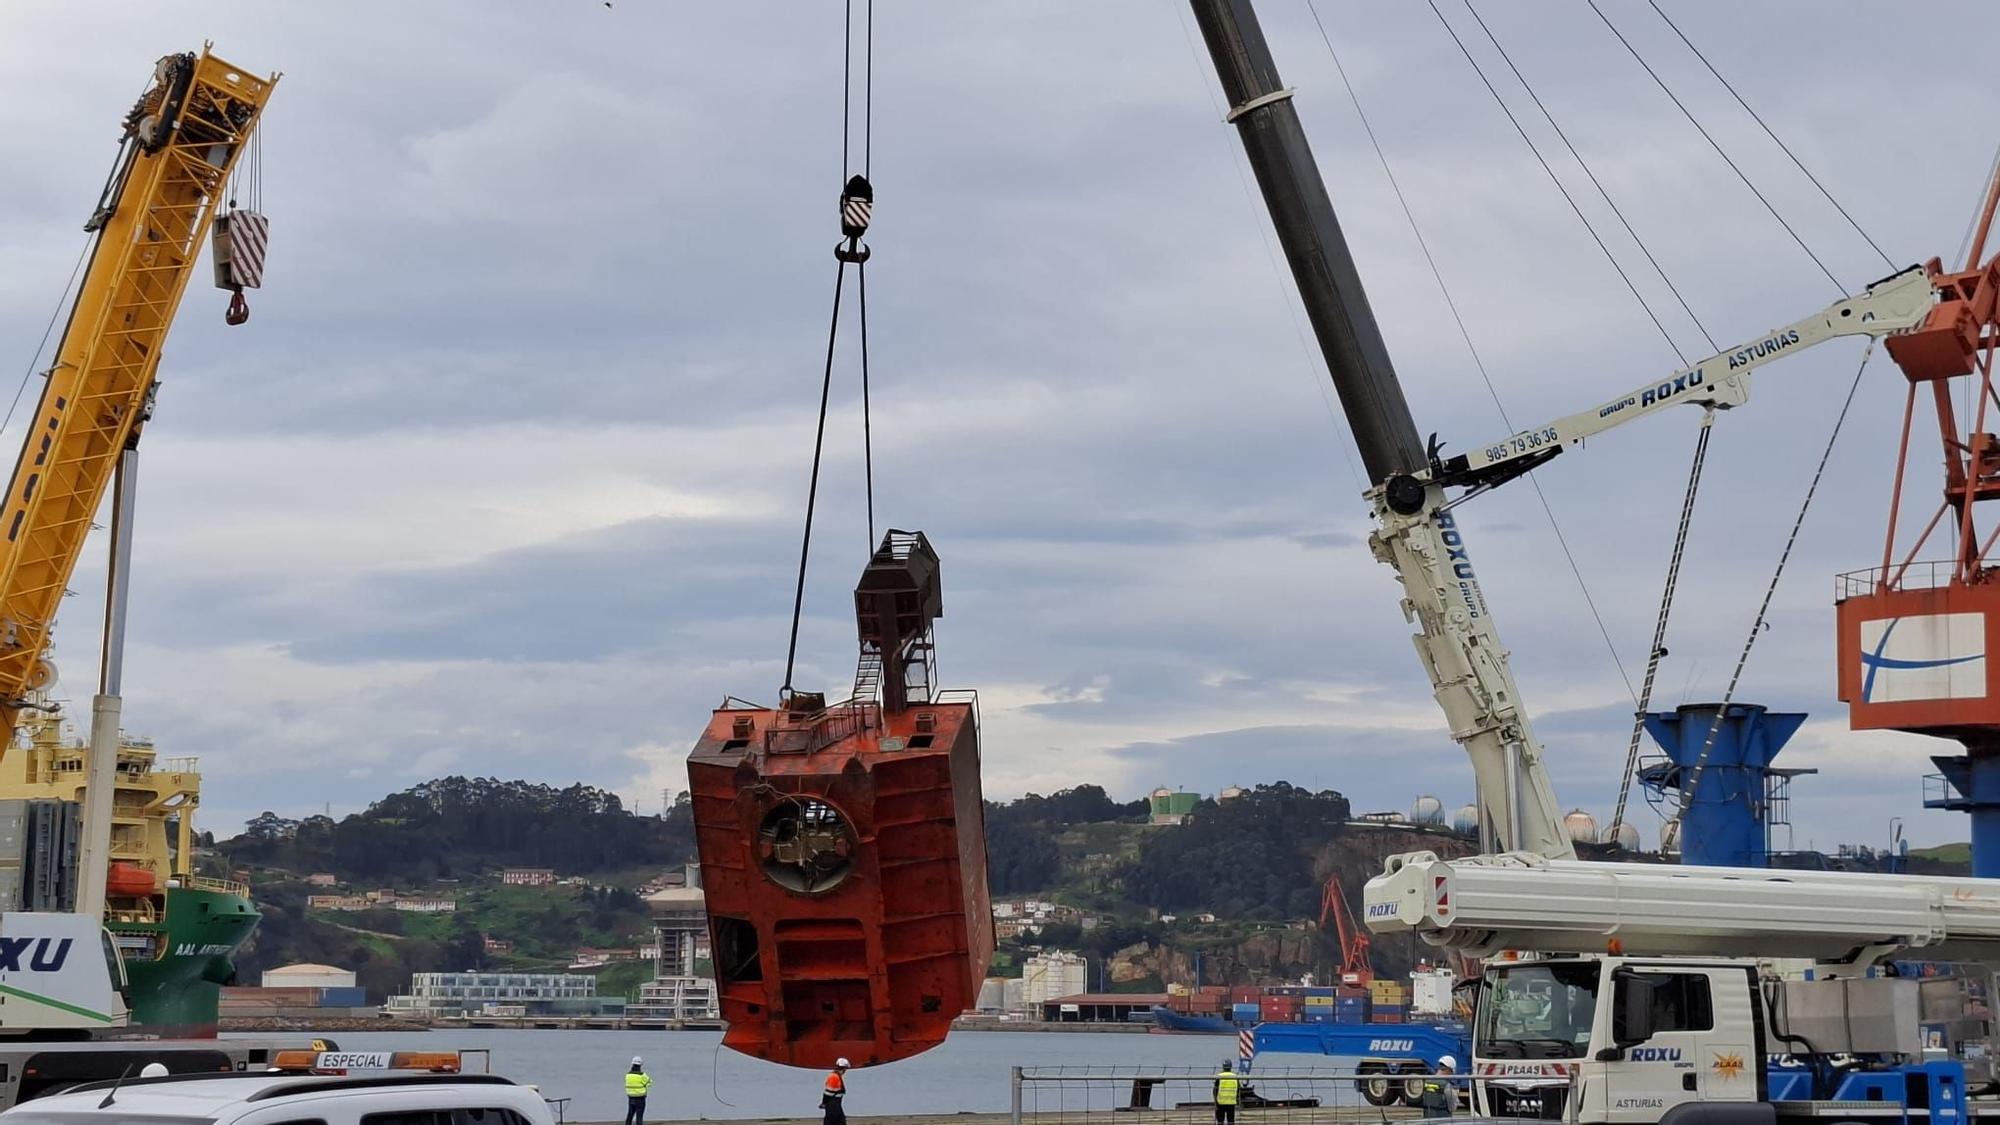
688 700 991 1068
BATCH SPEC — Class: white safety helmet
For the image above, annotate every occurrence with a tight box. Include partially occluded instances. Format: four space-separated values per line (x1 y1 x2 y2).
1437 1055 1458 1069
631 1057 644 1067
835 1057 851 1069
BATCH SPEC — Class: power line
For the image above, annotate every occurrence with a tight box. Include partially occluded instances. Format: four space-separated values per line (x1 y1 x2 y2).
1645 0 1895 272
1585 0 1846 296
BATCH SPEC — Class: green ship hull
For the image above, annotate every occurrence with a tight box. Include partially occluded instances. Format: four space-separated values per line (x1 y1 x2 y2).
112 883 260 1037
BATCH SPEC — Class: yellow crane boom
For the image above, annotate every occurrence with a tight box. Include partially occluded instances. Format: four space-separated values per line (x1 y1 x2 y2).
0 48 275 742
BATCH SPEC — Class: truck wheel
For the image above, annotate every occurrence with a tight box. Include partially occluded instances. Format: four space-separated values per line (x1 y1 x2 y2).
1399 1074 1429 1104
1358 1072 1398 1106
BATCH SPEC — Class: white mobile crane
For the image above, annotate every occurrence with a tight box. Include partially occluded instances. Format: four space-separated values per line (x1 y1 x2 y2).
1183 2 2000 1122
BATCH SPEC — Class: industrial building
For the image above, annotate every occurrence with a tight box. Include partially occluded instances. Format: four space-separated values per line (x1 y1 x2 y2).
384 972 620 1017
624 866 718 1021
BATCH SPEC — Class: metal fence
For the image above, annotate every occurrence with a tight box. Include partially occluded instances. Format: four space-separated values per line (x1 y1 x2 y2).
1009 1066 1439 1125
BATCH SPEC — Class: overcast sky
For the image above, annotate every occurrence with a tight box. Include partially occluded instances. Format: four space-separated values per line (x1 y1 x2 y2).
2 2 1997 853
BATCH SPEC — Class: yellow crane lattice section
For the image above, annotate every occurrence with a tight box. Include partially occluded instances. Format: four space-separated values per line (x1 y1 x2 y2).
0 49 275 737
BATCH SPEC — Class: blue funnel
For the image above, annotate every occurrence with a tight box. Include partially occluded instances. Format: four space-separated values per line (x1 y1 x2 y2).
1640 703 1807 867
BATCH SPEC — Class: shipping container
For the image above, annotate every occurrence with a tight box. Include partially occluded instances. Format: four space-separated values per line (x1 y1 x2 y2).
1372 1011 1406 1023
1231 1003 1261 1021
1303 1011 1334 1023
1302 986 1336 997
318 986 367 1007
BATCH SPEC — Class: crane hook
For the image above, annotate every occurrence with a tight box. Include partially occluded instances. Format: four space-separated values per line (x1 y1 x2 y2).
835 174 873 264
225 289 249 326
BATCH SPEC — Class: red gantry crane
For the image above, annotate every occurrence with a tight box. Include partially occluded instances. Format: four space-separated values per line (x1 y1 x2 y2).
1837 169 2000 876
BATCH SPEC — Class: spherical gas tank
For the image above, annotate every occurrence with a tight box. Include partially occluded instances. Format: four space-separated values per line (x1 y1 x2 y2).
1604 821 1642 851
1409 795 1445 826
1562 809 1598 843
1451 804 1479 835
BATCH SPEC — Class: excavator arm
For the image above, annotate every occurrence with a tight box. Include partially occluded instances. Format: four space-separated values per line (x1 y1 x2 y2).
0 50 274 741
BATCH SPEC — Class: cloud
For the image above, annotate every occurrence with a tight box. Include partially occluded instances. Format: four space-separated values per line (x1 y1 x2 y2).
0 0 1994 857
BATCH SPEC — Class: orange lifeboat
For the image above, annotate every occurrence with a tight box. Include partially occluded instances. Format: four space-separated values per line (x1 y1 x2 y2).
688 531 991 1068
106 861 157 897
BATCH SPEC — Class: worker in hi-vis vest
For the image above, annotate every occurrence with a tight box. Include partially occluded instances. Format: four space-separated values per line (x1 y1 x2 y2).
624 1056 653 1125
1418 1056 1460 1119
1212 1060 1242 1125
822 1057 850 1125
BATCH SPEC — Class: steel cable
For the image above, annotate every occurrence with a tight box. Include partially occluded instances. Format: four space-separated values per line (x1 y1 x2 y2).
1675 342 1878 827
1586 0 1846 296
1609 419 1713 839
1645 0 1895 272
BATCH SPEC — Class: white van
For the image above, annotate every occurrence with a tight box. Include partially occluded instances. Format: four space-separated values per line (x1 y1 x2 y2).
0 1072 557 1125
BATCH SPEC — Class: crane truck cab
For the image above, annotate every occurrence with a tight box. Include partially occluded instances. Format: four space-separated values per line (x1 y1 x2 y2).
1472 953 1991 1125
0 912 129 1033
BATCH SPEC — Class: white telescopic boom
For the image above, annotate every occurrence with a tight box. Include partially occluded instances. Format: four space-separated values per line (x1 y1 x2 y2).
1364 850 2000 964
1425 266 1934 490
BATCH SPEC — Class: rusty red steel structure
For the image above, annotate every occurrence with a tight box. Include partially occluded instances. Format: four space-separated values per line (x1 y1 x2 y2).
688 531 992 1068
1836 165 2000 873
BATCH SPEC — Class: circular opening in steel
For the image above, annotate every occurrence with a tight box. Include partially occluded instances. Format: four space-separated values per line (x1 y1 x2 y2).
757 797 855 894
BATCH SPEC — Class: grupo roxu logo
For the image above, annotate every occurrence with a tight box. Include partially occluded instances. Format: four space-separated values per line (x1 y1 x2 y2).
0 936 71 973
1629 1047 1683 1063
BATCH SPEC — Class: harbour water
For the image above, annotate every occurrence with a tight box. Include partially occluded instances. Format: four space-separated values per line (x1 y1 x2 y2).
227 1028 1351 1122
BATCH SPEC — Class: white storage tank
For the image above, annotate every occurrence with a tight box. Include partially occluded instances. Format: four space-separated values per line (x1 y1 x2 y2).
1605 821 1642 852
1002 977 1027 1012
1451 804 1479 835
1562 809 1599 844
1409 795 1445 826
977 977 1006 1011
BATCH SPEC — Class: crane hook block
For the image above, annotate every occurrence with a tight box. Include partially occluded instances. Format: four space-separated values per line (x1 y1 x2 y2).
687 530 992 1068
836 175 873 263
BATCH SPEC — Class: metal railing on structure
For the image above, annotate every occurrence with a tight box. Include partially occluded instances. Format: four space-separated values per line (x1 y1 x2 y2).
1835 561 1960 600
764 699 879 755
187 874 250 896
1009 1066 1471 1125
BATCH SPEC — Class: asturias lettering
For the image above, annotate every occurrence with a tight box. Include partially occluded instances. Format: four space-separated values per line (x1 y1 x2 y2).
1727 329 1801 369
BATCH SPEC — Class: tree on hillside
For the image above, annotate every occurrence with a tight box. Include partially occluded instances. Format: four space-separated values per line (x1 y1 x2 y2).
1120 783 1350 918
223 776 698 882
